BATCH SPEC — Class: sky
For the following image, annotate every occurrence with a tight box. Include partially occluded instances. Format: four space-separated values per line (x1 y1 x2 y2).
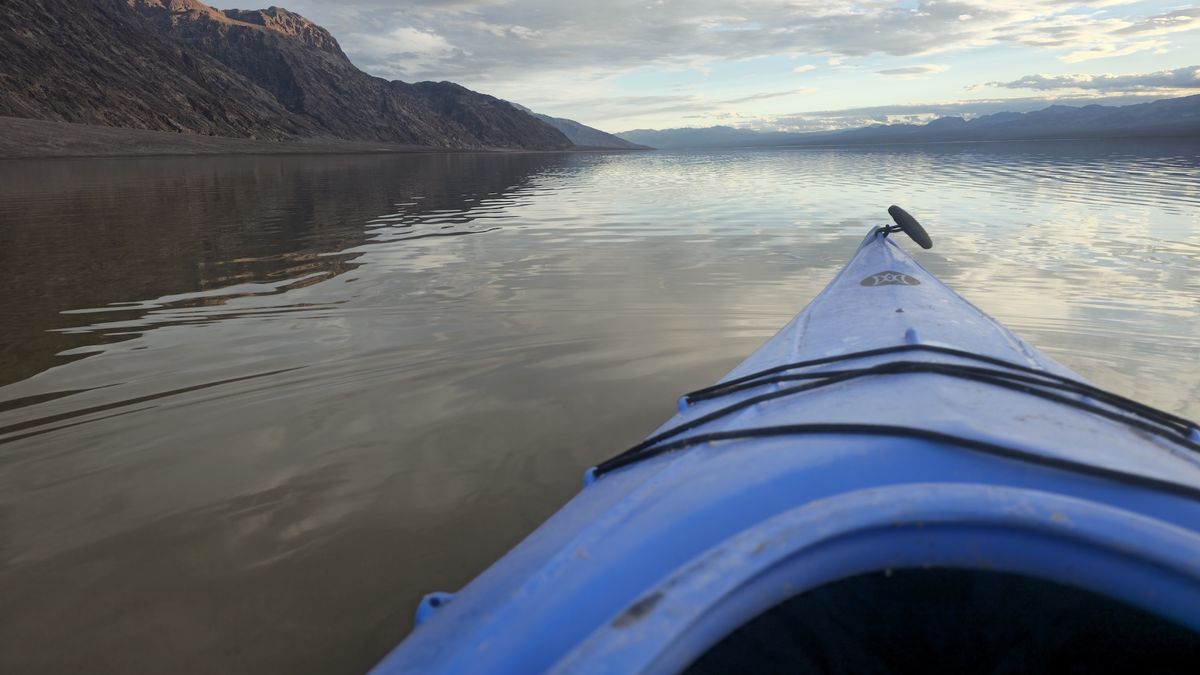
273 0 1200 133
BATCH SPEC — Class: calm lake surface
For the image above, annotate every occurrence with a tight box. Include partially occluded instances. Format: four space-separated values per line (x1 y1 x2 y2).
2 141 1199 673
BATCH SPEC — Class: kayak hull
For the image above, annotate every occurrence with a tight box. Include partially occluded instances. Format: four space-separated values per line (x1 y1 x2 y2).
371 228 1200 674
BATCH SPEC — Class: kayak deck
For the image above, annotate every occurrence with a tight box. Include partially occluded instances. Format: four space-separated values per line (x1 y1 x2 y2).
601 228 1200 489
371 226 1200 674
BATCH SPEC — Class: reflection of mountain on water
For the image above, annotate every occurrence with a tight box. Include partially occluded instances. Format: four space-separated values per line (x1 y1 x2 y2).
0 152 573 386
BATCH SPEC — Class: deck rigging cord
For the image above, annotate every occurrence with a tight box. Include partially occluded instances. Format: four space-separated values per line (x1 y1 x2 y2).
593 344 1200 486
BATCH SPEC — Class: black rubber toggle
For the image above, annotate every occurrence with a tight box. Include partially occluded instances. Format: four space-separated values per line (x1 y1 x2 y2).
888 205 933 249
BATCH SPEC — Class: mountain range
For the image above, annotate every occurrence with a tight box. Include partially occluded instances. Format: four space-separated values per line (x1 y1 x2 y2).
509 104 649 150
3 0 1195 156
618 95 1200 149
0 0 635 152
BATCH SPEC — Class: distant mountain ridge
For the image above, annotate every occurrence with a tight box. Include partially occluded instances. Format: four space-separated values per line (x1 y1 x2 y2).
0 0 573 150
619 95 1200 149
509 104 650 149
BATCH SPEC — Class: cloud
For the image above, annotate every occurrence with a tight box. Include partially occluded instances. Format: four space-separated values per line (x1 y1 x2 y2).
986 65 1200 92
1113 8 1200 37
720 89 815 104
281 0 1200 84
347 26 462 78
351 27 456 59
876 64 950 77
272 0 1200 128
1060 39 1168 63
520 88 818 125
998 8 1200 63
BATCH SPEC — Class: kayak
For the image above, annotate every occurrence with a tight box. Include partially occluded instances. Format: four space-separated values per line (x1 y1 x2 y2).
371 208 1200 674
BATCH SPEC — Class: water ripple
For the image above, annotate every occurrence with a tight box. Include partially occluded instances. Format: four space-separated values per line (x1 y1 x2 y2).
0 141 1197 674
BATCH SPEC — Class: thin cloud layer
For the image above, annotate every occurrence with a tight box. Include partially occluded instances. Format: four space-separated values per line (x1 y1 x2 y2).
989 65 1200 92
272 0 1200 130
876 65 951 77
284 0 1198 81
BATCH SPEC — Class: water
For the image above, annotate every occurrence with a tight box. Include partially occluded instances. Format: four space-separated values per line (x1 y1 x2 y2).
1 141 1198 673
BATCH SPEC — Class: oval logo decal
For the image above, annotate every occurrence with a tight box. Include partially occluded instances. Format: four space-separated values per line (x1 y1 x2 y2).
860 270 920 287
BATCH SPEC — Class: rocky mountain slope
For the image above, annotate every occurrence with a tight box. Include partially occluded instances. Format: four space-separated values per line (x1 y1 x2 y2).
0 0 573 150
534 113 649 149
0 0 303 139
510 104 648 149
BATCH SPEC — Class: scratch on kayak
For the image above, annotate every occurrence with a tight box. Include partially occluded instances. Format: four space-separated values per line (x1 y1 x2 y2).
612 592 663 628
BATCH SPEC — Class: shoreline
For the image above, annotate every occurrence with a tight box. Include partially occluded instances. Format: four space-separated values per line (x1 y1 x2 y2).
9 115 1191 160
0 116 648 160
668 132 1200 151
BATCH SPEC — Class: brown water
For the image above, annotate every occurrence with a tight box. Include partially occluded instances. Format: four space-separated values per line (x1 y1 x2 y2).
1 142 1199 674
